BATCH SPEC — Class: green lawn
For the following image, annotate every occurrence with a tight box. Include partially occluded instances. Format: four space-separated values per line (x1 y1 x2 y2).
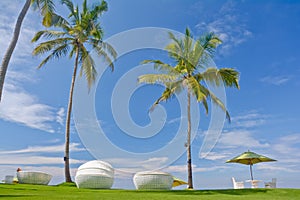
0 183 299 200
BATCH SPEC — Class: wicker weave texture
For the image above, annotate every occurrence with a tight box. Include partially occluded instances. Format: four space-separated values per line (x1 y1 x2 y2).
133 172 173 190
75 174 114 189
17 171 52 185
75 160 114 189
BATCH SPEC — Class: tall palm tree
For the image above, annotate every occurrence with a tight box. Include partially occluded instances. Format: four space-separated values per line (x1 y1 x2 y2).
31 0 117 182
138 28 240 189
0 0 59 102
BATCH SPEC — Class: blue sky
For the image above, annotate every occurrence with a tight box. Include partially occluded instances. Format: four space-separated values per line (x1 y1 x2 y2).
0 0 300 189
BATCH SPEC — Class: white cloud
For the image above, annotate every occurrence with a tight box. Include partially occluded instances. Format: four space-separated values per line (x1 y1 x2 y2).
201 151 230 161
0 155 82 165
195 1 252 55
257 164 300 173
164 164 228 174
56 107 65 126
231 111 267 128
167 116 185 124
102 157 170 173
0 80 61 133
272 133 300 156
0 143 85 155
260 75 291 86
218 130 270 149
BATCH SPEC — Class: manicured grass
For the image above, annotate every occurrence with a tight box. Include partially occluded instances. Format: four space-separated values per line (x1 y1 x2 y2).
0 183 299 200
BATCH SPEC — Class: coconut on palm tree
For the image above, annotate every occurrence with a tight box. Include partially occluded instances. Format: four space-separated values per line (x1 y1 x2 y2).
0 0 62 102
32 0 117 182
138 28 240 189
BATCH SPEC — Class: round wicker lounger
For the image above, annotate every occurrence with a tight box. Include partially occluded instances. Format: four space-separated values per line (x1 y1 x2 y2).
133 171 173 190
17 171 52 185
75 160 114 189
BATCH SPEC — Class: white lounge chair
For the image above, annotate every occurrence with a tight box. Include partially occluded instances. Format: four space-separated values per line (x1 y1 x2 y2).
75 160 114 189
4 175 14 184
231 177 244 189
133 171 173 190
265 178 276 188
17 171 52 185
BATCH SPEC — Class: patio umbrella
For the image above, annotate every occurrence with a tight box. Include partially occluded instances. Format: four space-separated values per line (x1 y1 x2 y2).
172 177 188 187
226 150 276 180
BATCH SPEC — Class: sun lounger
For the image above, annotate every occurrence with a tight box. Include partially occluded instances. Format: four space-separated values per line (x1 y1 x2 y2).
17 171 52 185
133 171 173 190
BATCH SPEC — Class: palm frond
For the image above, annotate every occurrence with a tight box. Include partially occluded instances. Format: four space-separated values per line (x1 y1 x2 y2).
97 41 117 60
61 0 79 21
93 45 115 71
166 32 184 61
185 76 207 102
203 87 231 122
218 68 240 89
150 87 174 112
68 45 76 59
50 13 69 27
200 67 240 89
32 0 56 27
141 60 180 75
190 40 204 69
166 79 184 95
31 30 67 42
35 44 69 68
183 27 193 60
200 68 221 86
199 32 222 56
138 74 178 85
80 52 97 89
32 38 72 55
90 0 108 19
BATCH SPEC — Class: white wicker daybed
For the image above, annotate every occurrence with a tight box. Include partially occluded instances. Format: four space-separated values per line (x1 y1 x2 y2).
17 171 52 185
133 171 173 190
75 160 114 189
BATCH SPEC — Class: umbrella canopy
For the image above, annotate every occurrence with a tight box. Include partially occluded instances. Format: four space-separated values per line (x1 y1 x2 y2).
172 177 188 187
226 150 276 180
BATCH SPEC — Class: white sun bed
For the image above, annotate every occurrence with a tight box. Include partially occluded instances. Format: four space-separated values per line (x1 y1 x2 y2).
17 171 52 185
75 160 114 189
133 171 173 190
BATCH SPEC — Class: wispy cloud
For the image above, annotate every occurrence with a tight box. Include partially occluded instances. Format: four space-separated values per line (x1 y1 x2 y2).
272 133 300 156
0 155 83 165
257 164 300 173
195 1 252 55
105 156 169 172
201 151 230 161
56 107 65 126
165 164 228 174
167 116 184 124
0 143 85 155
218 130 270 149
260 75 291 86
0 78 63 133
231 111 267 128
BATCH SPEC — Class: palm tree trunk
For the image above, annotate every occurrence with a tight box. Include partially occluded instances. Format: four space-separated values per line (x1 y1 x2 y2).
64 47 79 182
187 90 193 189
0 0 31 102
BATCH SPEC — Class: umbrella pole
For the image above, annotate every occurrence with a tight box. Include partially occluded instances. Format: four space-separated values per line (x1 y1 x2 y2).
250 164 253 180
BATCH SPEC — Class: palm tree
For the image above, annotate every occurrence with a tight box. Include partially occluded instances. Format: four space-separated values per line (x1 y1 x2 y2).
0 0 59 102
31 0 117 182
138 28 240 189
